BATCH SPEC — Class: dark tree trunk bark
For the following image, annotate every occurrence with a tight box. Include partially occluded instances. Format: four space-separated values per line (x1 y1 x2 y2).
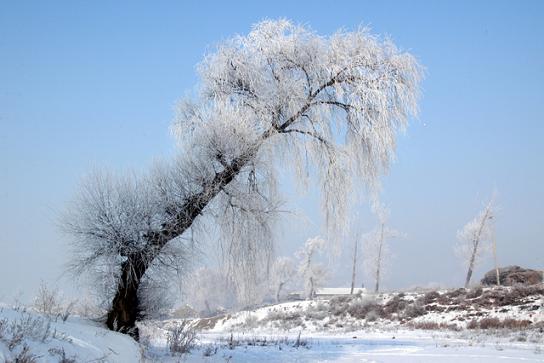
106 256 146 339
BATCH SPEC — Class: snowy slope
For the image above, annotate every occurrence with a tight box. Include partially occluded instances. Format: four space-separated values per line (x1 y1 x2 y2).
0 307 141 362
139 286 544 362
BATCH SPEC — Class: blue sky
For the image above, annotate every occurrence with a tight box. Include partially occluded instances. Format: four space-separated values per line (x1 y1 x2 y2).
1 0 543 299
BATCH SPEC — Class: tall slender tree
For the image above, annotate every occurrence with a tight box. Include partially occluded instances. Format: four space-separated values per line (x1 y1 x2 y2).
456 197 495 288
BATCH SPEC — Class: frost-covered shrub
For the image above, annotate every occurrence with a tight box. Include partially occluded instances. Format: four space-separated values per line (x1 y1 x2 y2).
167 321 198 354
305 307 328 321
244 314 259 329
202 345 218 357
346 297 381 320
12 345 38 363
468 317 532 330
365 309 380 322
33 282 62 316
383 295 408 316
403 302 426 319
328 297 351 316
409 321 460 331
466 286 483 299
264 310 304 330
421 291 441 304
0 313 52 361
48 347 77 363
446 288 466 299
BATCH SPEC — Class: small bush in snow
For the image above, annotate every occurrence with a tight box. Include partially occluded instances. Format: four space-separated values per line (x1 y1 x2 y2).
365 309 380 322
421 291 441 304
403 302 426 319
244 314 259 329
167 320 198 354
48 347 77 363
202 344 218 357
12 344 38 363
383 295 408 316
5 313 52 350
468 317 532 330
34 282 62 316
347 298 381 320
466 286 483 299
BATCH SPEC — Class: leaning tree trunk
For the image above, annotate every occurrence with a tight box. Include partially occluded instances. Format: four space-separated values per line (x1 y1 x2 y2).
105 145 255 337
103 90 330 337
276 282 285 303
464 207 491 288
464 244 478 289
106 255 147 339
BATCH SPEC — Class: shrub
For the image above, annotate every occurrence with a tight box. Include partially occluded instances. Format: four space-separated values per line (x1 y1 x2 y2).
34 282 62 316
365 309 380 322
467 317 532 330
410 321 440 330
59 301 76 322
502 319 532 329
48 347 77 363
446 288 466 299
403 302 426 319
13 344 38 363
383 295 407 316
167 321 198 354
410 321 460 331
346 298 381 319
202 345 218 357
244 314 259 329
421 291 440 304
466 286 483 299
476 317 502 329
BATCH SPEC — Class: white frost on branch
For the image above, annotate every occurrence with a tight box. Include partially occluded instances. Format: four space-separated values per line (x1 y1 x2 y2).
297 236 328 298
362 205 401 293
174 19 422 248
456 197 495 287
270 256 297 302
63 19 422 319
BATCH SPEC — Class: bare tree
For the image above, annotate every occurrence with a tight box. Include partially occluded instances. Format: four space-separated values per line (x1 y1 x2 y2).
363 206 400 293
297 236 327 299
456 197 495 288
350 236 359 295
63 19 422 336
270 257 296 302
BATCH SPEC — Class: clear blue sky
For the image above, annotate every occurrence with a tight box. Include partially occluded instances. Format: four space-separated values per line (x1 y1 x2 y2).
1 0 543 300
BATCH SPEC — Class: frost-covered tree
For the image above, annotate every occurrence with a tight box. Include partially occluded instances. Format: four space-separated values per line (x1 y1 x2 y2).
456 198 495 288
297 236 328 298
350 235 360 294
63 19 422 336
270 257 296 302
363 206 400 293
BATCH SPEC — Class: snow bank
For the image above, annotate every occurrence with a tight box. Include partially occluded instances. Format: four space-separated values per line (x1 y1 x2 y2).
0 307 141 362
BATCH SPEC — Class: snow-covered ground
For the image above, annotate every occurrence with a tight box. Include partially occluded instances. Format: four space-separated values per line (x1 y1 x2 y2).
140 330 544 362
142 285 543 362
1 285 542 362
0 306 141 362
